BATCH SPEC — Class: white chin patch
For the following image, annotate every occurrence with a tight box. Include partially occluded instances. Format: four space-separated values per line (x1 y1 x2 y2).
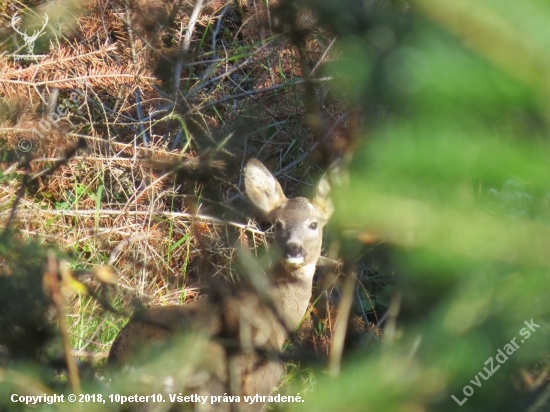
285 256 304 265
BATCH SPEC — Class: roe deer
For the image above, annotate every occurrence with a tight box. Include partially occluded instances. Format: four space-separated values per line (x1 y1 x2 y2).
108 158 333 412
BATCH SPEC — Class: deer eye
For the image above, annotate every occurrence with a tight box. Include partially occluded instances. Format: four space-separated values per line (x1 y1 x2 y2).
309 222 318 230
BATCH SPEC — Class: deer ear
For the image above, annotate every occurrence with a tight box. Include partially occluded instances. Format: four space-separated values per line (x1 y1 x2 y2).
312 173 334 222
244 159 287 214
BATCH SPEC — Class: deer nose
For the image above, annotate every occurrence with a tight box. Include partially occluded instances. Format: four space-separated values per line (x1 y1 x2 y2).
285 243 303 258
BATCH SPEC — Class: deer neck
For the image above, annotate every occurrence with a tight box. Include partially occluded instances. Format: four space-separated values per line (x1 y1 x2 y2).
268 263 315 343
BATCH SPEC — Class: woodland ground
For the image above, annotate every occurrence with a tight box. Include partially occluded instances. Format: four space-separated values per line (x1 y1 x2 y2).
0 0 384 402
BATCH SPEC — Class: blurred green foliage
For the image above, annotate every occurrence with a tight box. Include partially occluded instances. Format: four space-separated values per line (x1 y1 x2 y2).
305 0 550 411
0 235 60 412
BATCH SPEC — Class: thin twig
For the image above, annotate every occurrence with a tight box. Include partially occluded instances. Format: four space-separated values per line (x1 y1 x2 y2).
141 42 277 123
5 167 30 231
212 4 230 61
172 0 205 99
109 235 150 265
200 78 332 110
274 111 346 177
11 208 265 235
184 40 276 99
328 271 356 377
183 0 205 54
355 286 369 326
311 37 337 75
226 112 346 204
134 89 149 145
5 139 86 229
383 291 402 346
72 350 109 359
0 74 153 87
45 252 81 393
170 129 184 151
124 0 137 62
